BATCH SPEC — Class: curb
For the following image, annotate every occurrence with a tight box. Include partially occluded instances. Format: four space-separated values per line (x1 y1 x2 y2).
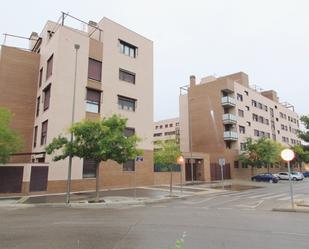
272 207 309 213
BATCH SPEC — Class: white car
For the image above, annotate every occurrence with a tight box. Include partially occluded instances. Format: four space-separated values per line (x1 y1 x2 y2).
276 172 304 181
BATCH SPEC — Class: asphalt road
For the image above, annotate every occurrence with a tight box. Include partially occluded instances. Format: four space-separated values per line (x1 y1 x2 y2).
0 180 308 249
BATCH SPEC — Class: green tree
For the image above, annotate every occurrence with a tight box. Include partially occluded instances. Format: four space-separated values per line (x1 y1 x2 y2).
292 144 309 171
46 115 141 202
0 107 22 164
298 115 309 143
154 140 181 195
238 137 282 175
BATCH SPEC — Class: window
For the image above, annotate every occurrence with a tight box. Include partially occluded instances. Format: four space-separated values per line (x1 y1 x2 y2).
241 162 248 168
246 121 251 127
258 116 264 123
43 84 51 111
244 91 249 96
165 131 176 136
86 89 101 113
165 124 168 128
169 123 173 127
234 161 239 168
270 108 274 117
124 127 135 137
245 106 250 111
88 58 102 81
252 100 257 107
123 159 135 171
154 133 162 137
240 143 246 151
238 109 244 117
176 122 179 126
239 126 245 134
119 69 135 84
33 126 38 148
160 125 163 129
264 105 268 111
237 93 243 101
119 40 137 58
83 159 97 178
36 96 40 117
254 129 259 137
258 102 263 109
38 68 43 87
252 114 258 121
265 119 269 125
46 54 53 80
118 95 136 112
41 120 48 145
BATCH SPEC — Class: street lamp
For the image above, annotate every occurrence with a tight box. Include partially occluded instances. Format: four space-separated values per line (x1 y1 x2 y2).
66 43 80 206
177 155 185 193
280 148 295 209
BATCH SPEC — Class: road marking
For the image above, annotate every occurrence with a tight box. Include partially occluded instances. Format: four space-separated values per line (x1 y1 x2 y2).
217 207 232 210
183 196 216 205
248 193 276 199
261 194 286 200
235 200 264 209
278 194 304 201
205 197 242 208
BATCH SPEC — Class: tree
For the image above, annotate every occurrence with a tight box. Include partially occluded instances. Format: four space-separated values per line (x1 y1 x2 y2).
0 107 22 164
46 115 141 202
154 140 181 195
238 137 282 175
298 115 309 143
292 144 309 171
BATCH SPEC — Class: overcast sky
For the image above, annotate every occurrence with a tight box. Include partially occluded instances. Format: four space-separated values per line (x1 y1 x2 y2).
1 0 308 121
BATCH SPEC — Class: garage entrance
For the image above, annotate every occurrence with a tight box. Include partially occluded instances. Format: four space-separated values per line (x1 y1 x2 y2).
30 166 49 192
0 166 23 193
210 163 231 180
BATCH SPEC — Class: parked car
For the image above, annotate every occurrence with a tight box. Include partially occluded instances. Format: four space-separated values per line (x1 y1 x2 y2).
251 173 279 183
303 172 309 178
276 172 304 181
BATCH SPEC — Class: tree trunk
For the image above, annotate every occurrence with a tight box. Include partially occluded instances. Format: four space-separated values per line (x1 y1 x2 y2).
95 165 100 202
251 166 254 177
267 164 270 173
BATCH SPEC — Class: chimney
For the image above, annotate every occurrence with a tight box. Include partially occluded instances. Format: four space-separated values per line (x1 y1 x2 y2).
29 32 38 50
190 75 196 87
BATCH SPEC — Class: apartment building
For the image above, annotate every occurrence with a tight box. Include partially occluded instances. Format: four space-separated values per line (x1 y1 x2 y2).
180 72 300 180
0 14 154 194
153 117 180 145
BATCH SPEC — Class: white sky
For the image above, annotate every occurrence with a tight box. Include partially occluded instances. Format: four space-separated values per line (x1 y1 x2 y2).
1 0 308 121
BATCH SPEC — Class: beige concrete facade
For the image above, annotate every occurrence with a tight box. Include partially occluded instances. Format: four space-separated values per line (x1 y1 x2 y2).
0 15 156 195
180 72 300 180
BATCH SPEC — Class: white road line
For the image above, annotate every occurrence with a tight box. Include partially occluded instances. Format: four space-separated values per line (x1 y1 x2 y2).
261 194 286 200
205 197 242 208
235 200 264 209
278 194 304 201
217 207 233 210
248 193 277 199
183 196 216 205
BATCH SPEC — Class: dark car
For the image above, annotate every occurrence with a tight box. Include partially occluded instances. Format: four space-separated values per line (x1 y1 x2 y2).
303 172 309 178
251 173 279 183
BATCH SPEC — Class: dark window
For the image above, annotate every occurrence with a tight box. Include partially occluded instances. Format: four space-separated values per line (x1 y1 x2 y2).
252 114 258 121
124 127 135 137
36 96 40 117
234 161 239 168
38 68 43 87
41 120 48 145
239 125 246 134
246 121 251 126
252 100 257 107
258 102 263 109
240 143 246 151
245 106 250 111
86 89 101 113
118 95 136 112
88 58 102 81
169 123 173 127
123 159 135 171
154 133 162 137
165 124 168 128
119 69 135 84
119 40 137 58
254 129 259 137
83 159 97 178
165 131 176 136
237 93 243 101
46 54 53 80
238 109 244 117
244 91 249 96
33 126 38 148
43 84 51 111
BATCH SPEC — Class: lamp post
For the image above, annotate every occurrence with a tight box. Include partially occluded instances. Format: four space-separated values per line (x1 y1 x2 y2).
280 148 295 209
66 44 80 206
177 155 185 193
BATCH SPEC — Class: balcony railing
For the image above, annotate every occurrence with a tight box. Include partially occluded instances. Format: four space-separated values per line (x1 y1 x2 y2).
222 113 237 124
221 96 236 107
223 131 238 141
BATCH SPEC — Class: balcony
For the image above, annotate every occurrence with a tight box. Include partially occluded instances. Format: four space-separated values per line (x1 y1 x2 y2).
222 114 237 124
224 131 238 141
221 96 236 107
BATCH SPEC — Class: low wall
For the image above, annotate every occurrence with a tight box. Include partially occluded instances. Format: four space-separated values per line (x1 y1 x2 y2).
154 172 182 185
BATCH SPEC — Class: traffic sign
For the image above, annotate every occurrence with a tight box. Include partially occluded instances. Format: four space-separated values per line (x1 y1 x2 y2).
136 156 143 162
219 158 225 166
